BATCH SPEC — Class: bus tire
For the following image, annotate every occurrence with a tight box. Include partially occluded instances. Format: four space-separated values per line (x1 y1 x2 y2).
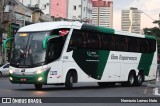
126 71 135 87
65 72 74 90
34 84 43 90
134 73 144 86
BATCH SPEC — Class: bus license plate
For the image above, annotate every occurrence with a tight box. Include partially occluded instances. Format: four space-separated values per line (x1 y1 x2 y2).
21 78 27 81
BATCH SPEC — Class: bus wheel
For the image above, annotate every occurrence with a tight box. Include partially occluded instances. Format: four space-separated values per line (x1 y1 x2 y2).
134 73 143 86
34 84 43 90
65 72 74 90
127 72 135 87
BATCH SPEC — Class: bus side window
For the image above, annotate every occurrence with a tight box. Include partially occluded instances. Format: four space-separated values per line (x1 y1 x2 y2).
116 36 128 51
147 39 156 53
86 32 100 49
140 39 149 53
128 37 139 52
102 34 115 51
46 37 63 63
68 30 85 51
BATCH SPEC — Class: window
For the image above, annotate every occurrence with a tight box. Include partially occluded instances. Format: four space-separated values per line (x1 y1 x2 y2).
102 34 115 50
86 32 100 49
128 37 139 52
3 64 9 68
140 39 148 53
73 6 76 10
46 37 63 63
116 36 127 51
147 39 156 53
68 30 86 50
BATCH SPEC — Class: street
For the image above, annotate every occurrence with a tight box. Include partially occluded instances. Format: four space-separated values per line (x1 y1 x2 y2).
0 76 160 106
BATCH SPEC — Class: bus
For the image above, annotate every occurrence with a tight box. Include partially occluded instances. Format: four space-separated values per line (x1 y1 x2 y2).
4 21 157 89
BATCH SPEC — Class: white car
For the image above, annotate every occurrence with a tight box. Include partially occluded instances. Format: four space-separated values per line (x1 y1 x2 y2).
0 63 10 77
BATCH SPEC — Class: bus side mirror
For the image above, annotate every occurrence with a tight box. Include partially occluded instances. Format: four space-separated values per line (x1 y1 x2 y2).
3 37 14 50
42 35 59 49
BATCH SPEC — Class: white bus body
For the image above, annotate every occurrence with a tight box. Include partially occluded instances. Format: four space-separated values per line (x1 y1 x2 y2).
7 22 157 89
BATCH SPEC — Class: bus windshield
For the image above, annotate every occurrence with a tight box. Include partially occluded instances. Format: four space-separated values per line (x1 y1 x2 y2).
10 31 49 67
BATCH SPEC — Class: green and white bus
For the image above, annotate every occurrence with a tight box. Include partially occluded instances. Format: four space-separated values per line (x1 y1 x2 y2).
5 21 157 89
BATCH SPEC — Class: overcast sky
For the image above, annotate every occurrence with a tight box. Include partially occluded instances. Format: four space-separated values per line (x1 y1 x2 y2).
113 0 160 30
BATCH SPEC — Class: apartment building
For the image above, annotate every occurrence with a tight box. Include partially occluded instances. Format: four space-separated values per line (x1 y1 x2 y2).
121 7 141 34
92 0 113 28
50 0 92 23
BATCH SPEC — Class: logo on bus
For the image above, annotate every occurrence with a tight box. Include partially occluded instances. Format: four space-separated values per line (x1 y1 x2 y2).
87 51 99 58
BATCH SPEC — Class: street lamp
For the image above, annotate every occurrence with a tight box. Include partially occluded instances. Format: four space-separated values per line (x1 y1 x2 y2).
140 10 160 27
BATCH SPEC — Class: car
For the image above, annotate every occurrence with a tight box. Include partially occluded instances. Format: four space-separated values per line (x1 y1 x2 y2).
0 63 10 77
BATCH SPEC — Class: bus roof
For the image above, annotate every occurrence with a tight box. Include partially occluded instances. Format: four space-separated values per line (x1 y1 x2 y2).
18 21 83 32
18 21 156 40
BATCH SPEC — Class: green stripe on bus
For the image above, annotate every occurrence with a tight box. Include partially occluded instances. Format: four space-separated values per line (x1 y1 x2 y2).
145 34 156 40
97 26 114 34
72 49 110 80
81 24 114 34
138 53 154 76
138 34 155 76
10 70 50 84
97 50 110 79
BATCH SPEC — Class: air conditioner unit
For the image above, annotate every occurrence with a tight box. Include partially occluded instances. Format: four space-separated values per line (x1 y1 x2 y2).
4 5 11 13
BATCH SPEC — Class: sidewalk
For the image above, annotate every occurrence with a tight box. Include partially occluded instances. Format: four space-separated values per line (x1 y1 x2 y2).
147 79 160 88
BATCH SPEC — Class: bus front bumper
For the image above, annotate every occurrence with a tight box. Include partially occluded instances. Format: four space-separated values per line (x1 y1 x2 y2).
9 70 49 84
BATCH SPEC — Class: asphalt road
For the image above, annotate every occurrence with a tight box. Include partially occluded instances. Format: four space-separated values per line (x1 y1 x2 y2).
0 77 160 106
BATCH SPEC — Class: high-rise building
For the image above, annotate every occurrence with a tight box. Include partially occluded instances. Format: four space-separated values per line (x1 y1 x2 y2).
50 0 92 23
121 7 141 34
91 0 113 28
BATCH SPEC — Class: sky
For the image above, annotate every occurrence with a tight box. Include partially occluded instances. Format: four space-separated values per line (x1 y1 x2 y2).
112 0 160 30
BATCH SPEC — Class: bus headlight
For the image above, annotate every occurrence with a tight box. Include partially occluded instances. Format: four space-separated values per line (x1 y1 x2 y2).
36 69 44 74
9 69 14 74
9 77 13 81
38 77 43 81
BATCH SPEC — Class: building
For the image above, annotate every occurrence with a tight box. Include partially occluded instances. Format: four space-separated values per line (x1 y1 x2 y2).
18 0 50 15
50 0 92 23
50 0 67 19
121 7 141 34
0 0 33 63
91 0 113 28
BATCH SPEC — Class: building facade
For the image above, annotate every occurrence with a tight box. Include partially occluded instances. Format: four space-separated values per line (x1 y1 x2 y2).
18 0 50 15
50 0 67 18
50 0 92 23
91 0 113 28
121 7 141 34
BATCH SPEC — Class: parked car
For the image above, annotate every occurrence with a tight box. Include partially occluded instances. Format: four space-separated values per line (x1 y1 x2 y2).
0 63 10 77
